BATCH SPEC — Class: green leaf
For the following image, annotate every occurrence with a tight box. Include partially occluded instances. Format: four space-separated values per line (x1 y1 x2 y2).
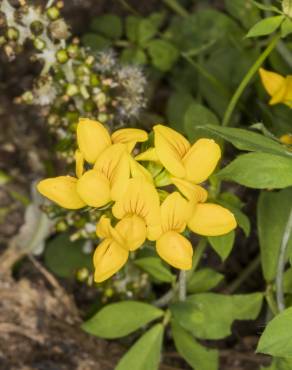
116 324 164 370
147 39 179 71
187 268 224 293
208 231 235 261
200 125 291 158
246 15 284 38
121 47 147 64
257 307 292 357
224 0 261 29
137 13 164 45
82 301 163 339
170 293 263 340
90 14 122 40
172 322 219 370
167 91 194 133
125 16 141 42
184 103 219 142
216 199 251 237
135 257 175 283
252 1 282 14
261 357 292 370
281 18 292 38
44 233 92 278
81 33 111 51
283 268 292 293
257 188 292 282
218 152 292 189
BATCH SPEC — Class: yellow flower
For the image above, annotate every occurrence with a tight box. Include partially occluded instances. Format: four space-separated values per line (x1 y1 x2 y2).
148 192 193 270
77 118 148 163
137 126 237 237
137 124 221 184
280 134 292 145
259 68 292 108
171 178 236 236
37 143 130 209
93 178 161 282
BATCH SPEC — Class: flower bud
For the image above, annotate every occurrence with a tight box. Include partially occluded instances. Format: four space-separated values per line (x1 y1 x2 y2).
282 0 292 17
66 83 79 96
33 37 46 50
30 21 44 35
67 44 79 58
6 27 19 41
97 113 108 123
47 6 60 20
76 268 89 282
90 73 100 87
56 49 68 63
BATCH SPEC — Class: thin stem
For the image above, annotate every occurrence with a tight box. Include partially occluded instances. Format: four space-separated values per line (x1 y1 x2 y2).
178 270 186 301
222 33 281 127
118 0 140 16
225 254 261 294
276 207 292 312
162 0 188 18
190 238 208 274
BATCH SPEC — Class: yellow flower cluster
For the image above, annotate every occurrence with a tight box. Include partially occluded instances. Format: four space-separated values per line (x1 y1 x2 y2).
37 119 237 282
259 68 292 108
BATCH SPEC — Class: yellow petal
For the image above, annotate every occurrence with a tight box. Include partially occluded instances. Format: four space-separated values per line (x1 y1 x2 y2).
283 76 292 108
96 215 112 239
93 239 129 282
183 138 221 183
171 177 208 203
156 231 193 270
135 148 160 162
116 215 147 251
77 118 111 163
154 125 190 178
112 177 160 226
147 224 163 241
129 157 153 183
280 134 292 145
161 192 191 233
111 128 148 151
94 144 130 200
75 150 84 178
37 176 85 209
259 68 285 97
188 203 237 236
269 81 287 105
77 169 111 208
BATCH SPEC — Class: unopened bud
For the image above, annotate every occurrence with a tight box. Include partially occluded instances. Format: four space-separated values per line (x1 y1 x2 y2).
47 6 60 20
30 21 44 35
7 27 19 41
33 37 46 50
67 44 79 58
98 113 108 123
90 73 100 87
66 83 79 96
56 49 68 63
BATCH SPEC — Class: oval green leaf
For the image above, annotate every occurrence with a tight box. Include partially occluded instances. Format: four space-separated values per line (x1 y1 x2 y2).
82 301 163 339
116 324 164 370
246 15 284 38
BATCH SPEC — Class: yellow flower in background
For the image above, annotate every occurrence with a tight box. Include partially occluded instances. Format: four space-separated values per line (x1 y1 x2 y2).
280 134 292 145
148 192 194 270
259 68 292 108
77 118 148 163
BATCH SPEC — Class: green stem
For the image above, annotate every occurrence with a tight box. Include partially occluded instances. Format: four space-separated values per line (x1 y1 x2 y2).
178 270 186 301
118 0 140 16
225 254 261 294
222 33 281 127
162 0 188 18
190 238 208 274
